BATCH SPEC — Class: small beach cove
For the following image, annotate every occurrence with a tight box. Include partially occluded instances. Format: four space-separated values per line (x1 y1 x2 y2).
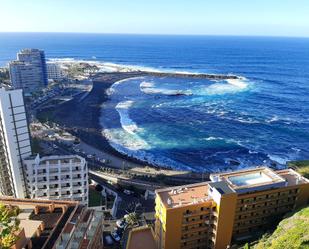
43 70 249 175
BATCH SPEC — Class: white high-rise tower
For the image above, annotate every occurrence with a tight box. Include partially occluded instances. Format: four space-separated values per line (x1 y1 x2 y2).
0 88 32 198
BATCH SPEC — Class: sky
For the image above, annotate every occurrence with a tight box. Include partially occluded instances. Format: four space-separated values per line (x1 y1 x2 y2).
0 0 309 37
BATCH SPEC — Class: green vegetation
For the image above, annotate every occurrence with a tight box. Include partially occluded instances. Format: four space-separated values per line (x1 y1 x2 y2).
124 212 139 227
88 188 103 207
31 137 43 154
66 63 99 78
36 109 55 123
0 204 21 249
0 68 9 83
288 160 309 178
251 207 309 249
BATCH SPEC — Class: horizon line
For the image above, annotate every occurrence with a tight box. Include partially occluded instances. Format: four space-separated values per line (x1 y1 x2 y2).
0 31 309 39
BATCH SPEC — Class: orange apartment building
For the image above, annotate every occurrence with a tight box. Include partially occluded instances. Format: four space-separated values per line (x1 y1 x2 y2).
154 167 309 249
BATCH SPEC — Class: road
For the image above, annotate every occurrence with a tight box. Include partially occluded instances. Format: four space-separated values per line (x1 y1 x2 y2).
90 173 155 218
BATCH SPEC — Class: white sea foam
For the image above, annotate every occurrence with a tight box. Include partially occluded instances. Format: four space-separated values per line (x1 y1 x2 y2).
267 154 289 165
107 77 145 96
203 136 224 141
103 128 194 170
103 128 149 151
226 78 248 89
266 115 279 123
115 100 140 135
202 77 249 95
140 81 155 88
140 84 193 96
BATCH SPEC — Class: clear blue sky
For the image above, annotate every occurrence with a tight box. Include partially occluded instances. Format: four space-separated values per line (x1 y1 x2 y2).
1 0 309 37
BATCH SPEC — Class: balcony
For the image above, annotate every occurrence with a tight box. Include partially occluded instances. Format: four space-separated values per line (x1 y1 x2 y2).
182 225 209 234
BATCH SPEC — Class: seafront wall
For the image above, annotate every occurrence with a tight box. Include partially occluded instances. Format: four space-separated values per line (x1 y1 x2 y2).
143 71 239 80
93 70 239 81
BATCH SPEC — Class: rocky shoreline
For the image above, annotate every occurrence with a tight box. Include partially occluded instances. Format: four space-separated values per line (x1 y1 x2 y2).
94 70 240 81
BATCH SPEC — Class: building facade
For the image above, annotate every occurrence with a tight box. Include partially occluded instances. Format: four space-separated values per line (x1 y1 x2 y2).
155 167 309 249
47 62 66 81
24 154 89 205
0 197 103 249
9 49 48 95
0 88 31 198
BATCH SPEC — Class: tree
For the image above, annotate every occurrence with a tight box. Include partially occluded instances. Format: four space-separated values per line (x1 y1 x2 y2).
124 212 139 227
0 204 21 249
243 243 250 249
95 184 103 192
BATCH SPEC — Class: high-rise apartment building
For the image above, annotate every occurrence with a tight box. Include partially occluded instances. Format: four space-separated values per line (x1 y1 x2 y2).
0 88 31 198
9 49 48 94
24 154 89 205
155 167 309 249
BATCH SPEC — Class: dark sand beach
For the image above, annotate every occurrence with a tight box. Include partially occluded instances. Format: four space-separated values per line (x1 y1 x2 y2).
48 72 157 168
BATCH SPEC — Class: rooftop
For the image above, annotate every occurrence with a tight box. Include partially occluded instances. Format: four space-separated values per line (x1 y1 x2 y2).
156 166 309 209
0 197 78 249
24 154 84 165
156 182 213 208
127 226 156 249
54 206 103 249
210 167 286 192
277 168 309 186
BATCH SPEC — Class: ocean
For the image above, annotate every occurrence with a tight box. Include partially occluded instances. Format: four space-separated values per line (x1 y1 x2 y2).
1 33 309 172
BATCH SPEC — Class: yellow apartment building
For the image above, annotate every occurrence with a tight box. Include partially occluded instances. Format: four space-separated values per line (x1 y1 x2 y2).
154 167 309 249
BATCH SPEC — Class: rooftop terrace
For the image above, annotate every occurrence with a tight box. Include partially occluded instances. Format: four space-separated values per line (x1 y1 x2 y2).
210 167 285 192
0 197 78 249
127 227 156 249
156 182 213 208
277 168 309 186
156 167 309 208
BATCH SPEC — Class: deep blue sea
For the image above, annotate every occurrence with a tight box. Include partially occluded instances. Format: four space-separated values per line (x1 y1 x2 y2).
1 33 309 172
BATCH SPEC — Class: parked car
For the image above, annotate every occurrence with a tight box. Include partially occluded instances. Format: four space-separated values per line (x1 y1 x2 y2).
114 227 124 236
123 189 134 195
116 219 126 229
111 231 121 242
104 235 114 245
73 148 80 153
87 154 93 159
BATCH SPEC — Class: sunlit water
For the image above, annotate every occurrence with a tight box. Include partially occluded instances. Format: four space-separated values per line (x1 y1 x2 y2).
1 33 309 172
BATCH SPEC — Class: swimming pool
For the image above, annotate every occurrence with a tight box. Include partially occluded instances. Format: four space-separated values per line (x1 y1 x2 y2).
228 172 273 186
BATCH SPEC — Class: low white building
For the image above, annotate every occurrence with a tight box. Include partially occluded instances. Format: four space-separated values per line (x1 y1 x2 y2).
24 154 88 205
47 62 65 81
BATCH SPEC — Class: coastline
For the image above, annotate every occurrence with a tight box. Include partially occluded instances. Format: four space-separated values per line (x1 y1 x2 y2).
49 71 173 170
47 69 241 172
